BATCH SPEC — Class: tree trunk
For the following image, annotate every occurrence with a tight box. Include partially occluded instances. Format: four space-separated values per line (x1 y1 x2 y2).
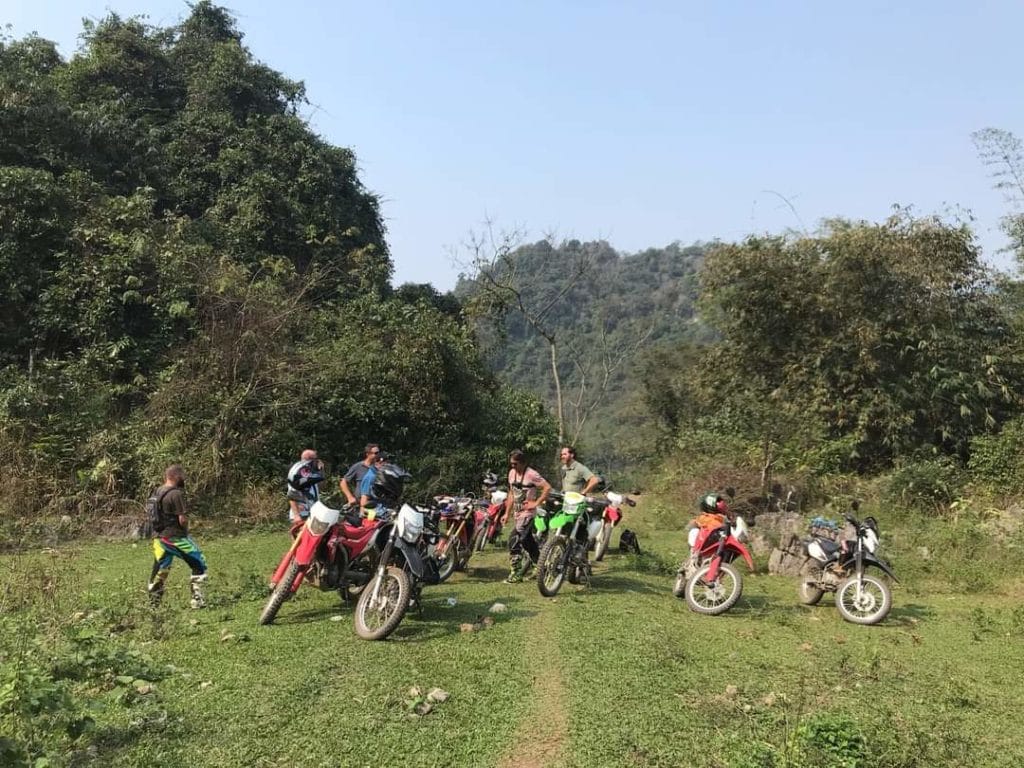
549 339 564 445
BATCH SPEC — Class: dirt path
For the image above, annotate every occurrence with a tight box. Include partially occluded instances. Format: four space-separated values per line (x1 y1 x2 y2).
494 596 568 768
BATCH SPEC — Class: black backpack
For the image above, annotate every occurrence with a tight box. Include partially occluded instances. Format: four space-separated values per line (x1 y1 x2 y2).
145 486 173 534
619 529 641 554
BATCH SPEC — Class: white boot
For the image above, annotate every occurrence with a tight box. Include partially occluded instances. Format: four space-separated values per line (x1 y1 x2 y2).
189 573 208 609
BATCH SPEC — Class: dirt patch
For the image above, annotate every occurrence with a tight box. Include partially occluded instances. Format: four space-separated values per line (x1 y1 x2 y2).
495 604 567 768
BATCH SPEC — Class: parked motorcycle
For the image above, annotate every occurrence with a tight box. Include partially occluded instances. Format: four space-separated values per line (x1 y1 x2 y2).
432 495 476 581
471 489 508 551
593 491 636 561
260 500 378 625
672 501 754 615
353 500 441 640
534 491 606 597
798 502 897 625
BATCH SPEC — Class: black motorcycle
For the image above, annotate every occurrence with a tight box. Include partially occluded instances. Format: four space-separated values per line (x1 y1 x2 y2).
798 502 898 625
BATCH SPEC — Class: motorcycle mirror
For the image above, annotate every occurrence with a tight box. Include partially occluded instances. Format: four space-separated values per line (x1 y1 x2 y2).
724 486 736 499
851 499 860 511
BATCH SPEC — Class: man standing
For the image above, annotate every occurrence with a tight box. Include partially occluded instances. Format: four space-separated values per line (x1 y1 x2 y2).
501 449 550 583
339 444 380 505
287 449 323 524
146 464 208 608
559 446 601 495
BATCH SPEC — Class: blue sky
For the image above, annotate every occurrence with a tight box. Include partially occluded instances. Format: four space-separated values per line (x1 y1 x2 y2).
7 1 1023 289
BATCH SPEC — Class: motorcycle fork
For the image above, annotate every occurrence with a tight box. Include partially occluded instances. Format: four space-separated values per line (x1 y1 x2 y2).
368 538 395 608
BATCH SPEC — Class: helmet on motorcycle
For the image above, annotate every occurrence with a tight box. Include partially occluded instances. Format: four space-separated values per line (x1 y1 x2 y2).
287 459 324 493
699 492 727 515
482 471 498 488
371 463 412 505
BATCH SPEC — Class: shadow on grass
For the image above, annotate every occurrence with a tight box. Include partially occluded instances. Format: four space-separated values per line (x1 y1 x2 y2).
588 574 669 596
887 603 935 625
392 595 538 642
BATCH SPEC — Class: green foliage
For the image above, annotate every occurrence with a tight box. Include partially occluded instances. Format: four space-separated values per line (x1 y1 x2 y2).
685 213 1024 474
968 414 1024 493
789 713 867 768
0 4 555 525
885 457 965 515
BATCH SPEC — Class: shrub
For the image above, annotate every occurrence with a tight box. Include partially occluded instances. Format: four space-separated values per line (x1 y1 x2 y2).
885 457 964 515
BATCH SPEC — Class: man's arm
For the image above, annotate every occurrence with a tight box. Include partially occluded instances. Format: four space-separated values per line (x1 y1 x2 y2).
340 477 356 505
534 477 551 508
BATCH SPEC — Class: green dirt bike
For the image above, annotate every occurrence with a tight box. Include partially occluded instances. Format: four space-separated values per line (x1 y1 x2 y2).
534 491 604 597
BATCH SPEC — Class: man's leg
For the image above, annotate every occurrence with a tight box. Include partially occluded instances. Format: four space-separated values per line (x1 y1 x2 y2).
148 539 172 605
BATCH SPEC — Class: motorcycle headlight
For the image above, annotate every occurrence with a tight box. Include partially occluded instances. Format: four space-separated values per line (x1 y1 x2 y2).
308 517 331 536
863 530 879 554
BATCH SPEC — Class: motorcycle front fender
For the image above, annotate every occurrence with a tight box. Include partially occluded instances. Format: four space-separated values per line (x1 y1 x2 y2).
862 554 899 583
293 526 328 567
725 537 755 571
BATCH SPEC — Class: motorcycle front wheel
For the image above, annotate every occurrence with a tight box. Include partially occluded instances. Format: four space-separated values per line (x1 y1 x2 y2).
472 526 488 552
259 559 299 626
594 521 613 562
436 539 459 583
354 566 411 640
536 535 569 597
835 573 891 625
684 562 743 615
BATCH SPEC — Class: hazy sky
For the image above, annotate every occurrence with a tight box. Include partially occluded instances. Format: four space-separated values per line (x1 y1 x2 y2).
7 1 1024 289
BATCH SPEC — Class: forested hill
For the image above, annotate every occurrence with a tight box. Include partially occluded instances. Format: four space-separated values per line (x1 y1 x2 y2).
455 238 716 475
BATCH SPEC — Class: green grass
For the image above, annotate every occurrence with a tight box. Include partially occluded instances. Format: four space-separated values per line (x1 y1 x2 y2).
2 509 1023 768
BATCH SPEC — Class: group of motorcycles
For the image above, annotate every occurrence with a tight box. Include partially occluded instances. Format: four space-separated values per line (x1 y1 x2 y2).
670 492 897 625
259 468 898 641
258 467 638 639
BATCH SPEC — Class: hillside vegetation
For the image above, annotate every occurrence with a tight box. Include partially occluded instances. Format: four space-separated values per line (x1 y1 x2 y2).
0 3 556 540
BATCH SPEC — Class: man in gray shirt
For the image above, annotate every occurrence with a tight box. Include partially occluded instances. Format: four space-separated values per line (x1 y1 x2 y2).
559 446 602 495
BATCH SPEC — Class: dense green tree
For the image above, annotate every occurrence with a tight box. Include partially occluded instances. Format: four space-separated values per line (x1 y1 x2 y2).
694 213 1023 470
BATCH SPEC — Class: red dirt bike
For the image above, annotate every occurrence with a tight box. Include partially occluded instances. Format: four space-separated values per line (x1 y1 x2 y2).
259 500 379 625
672 513 754 615
432 495 478 582
471 489 508 551
592 491 636 561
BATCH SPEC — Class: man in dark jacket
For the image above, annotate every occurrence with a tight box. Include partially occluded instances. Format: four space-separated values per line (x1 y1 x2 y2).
147 464 208 608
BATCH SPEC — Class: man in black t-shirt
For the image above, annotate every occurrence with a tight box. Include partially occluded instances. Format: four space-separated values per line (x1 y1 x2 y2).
147 464 209 608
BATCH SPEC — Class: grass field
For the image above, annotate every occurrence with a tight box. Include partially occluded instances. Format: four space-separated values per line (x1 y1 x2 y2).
3 502 1023 768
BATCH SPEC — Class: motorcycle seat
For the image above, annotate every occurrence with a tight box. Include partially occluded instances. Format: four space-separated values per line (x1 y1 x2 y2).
816 537 842 556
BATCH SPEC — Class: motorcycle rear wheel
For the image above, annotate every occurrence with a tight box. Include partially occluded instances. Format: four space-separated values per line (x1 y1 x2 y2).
684 562 743 615
354 566 411 640
594 521 613 562
672 569 686 598
835 573 891 625
259 559 299 625
797 560 826 606
536 535 568 597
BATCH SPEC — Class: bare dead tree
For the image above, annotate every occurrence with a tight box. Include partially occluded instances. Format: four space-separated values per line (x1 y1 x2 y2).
565 321 654 445
455 220 591 444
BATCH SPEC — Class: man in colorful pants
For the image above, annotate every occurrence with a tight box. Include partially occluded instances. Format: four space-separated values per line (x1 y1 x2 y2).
147 464 208 608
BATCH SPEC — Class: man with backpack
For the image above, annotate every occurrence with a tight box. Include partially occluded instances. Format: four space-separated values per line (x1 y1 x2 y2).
146 464 208 608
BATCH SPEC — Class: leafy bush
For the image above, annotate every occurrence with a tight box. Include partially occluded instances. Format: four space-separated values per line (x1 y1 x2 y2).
968 415 1024 494
885 457 964 515
789 712 867 768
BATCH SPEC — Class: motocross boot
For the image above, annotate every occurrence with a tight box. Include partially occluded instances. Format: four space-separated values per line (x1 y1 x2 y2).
518 553 534 578
147 571 168 606
189 573 208 609
504 556 523 583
